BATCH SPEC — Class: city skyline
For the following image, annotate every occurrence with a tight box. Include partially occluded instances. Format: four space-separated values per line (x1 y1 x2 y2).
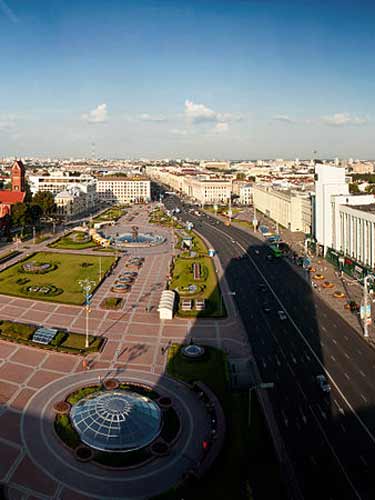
1 0 375 158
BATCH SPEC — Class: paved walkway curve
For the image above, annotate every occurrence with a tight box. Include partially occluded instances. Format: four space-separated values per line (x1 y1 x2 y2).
21 369 210 499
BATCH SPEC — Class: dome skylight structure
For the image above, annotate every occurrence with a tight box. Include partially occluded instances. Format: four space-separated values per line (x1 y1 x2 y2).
70 390 162 452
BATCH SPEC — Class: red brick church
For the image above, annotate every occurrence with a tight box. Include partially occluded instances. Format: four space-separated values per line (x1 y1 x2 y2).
0 160 26 231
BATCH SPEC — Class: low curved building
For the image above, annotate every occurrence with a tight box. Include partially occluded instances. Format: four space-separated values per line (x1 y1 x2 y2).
70 390 162 452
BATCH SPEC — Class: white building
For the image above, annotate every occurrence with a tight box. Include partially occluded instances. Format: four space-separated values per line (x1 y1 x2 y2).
239 184 253 205
29 172 95 196
55 187 88 219
96 177 151 204
336 204 375 269
253 185 312 233
184 177 232 205
314 165 349 251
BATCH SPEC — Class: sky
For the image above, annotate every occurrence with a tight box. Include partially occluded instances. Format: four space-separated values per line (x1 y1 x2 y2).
1 0 375 159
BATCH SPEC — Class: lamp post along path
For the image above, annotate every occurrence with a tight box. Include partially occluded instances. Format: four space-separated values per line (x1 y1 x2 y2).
78 279 96 349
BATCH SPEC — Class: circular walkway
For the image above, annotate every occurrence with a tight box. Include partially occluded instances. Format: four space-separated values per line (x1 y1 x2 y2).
21 369 210 499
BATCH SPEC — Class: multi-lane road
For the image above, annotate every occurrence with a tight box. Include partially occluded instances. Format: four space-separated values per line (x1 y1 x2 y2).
163 193 375 500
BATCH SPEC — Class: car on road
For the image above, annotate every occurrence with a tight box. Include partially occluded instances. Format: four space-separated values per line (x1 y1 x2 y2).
316 374 331 393
255 249 260 255
258 284 267 292
263 303 271 313
231 239 235 243
278 310 287 321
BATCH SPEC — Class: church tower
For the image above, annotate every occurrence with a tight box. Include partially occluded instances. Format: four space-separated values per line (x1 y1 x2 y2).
11 160 25 193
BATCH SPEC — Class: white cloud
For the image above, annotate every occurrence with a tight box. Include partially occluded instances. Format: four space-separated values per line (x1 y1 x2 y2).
184 100 217 124
139 113 166 122
321 113 368 127
273 114 295 124
183 100 234 135
82 103 108 124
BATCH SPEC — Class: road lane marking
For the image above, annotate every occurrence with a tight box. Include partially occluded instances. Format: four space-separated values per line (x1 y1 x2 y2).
308 405 362 500
332 338 337 345
344 352 351 359
359 370 366 378
357 349 362 356
321 325 327 332
330 355 336 362
344 372 350 380
203 223 375 461
341 424 347 433
360 393 367 403
360 455 368 467
344 335 349 341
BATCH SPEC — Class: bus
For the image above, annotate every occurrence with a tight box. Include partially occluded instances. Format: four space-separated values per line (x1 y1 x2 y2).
270 244 283 257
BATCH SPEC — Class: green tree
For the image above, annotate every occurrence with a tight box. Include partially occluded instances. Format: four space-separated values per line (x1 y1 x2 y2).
11 203 30 227
236 172 246 180
32 191 56 216
349 183 360 193
365 184 375 194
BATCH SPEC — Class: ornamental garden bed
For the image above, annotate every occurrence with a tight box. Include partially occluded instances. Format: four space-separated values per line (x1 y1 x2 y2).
0 251 117 305
100 297 123 309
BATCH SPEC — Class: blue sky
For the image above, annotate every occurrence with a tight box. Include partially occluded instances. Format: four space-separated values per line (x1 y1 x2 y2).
1 0 375 159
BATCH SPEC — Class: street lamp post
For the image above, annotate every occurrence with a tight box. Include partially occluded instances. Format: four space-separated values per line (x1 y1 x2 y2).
248 382 274 427
78 279 96 348
362 275 374 339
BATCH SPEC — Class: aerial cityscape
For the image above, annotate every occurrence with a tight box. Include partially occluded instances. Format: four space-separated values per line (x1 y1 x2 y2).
1 1 375 500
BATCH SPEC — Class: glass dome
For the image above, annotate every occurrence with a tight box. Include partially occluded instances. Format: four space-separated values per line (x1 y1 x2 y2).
70 390 162 452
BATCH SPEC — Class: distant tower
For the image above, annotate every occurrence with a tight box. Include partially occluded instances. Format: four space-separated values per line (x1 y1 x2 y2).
11 160 25 192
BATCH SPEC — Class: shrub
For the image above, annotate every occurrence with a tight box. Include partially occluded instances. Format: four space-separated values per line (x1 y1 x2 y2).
54 414 80 448
0 321 35 340
50 331 68 347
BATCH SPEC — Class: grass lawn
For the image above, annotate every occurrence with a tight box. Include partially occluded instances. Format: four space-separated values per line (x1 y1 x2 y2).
0 251 116 304
48 233 97 250
167 344 228 399
169 255 224 317
162 345 285 500
49 232 97 250
93 207 125 222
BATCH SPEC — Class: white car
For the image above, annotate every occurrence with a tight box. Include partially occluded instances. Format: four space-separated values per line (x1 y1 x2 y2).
278 310 287 321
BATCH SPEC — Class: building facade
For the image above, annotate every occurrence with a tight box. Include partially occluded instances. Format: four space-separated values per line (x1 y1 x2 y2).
253 185 312 233
96 177 151 204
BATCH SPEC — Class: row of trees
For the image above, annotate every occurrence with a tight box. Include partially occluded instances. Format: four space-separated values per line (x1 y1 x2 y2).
11 191 56 227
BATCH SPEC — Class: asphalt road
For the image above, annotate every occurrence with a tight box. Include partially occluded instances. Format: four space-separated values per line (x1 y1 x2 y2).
163 193 375 500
